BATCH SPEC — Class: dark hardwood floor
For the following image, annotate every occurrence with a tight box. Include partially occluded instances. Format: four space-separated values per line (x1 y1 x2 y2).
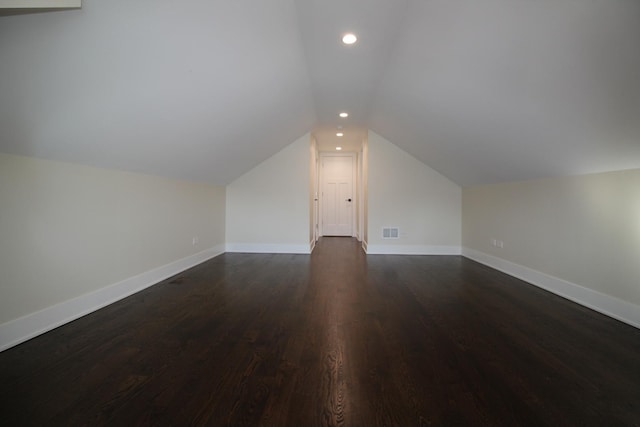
1 237 639 426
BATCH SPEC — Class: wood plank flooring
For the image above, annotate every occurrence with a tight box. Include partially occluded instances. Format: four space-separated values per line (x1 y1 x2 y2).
1 237 639 426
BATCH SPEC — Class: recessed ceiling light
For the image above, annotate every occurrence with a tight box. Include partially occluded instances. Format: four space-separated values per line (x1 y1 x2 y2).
336 147 343 151
342 33 357 45
336 132 344 137
339 112 349 118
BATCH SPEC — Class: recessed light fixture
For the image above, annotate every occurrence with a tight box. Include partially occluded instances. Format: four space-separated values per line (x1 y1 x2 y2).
336 147 343 151
342 33 357 45
339 112 349 118
336 132 344 137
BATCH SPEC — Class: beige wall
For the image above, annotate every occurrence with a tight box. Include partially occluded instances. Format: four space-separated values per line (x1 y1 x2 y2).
463 169 640 307
0 153 226 325
226 133 311 253
367 131 461 254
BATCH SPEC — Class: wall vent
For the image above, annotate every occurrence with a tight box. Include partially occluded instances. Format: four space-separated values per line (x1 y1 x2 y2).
382 227 399 239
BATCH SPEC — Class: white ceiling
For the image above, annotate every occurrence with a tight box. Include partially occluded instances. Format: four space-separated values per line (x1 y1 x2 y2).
1 0 639 186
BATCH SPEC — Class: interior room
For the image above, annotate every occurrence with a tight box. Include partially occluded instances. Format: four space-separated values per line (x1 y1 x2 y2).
1 1 639 425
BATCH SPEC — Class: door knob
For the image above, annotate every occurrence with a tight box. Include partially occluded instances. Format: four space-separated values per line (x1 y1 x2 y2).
346 198 352 202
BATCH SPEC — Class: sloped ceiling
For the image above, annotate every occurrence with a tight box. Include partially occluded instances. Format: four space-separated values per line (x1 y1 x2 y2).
1 0 639 186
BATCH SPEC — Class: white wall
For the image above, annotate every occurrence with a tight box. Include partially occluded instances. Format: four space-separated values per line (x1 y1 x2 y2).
0 153 226 350
0 0 80 8
226 133 311 253
366 131 462 254
362 135 369 251
462 169 640 328
356 148 363 241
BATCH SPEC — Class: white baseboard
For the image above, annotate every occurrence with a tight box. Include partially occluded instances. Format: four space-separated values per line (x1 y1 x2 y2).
362 240 368 253
462 247 640 330
0 245 225 352
225 243 311 254
366 244 461 255
310 238 316 253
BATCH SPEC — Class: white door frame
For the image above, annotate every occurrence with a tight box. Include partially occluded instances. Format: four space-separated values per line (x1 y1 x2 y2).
319 152 357 237
315 155 320 242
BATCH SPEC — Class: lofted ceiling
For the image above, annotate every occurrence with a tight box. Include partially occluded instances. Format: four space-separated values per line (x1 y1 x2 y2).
1 0 639 186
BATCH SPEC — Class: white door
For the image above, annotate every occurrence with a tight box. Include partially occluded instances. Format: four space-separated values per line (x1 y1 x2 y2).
321 154 355 236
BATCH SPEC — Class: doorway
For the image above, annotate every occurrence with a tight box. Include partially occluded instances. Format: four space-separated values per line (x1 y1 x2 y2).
319 153 356 236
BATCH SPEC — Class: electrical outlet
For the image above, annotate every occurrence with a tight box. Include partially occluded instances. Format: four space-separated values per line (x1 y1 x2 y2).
490 238 504 248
